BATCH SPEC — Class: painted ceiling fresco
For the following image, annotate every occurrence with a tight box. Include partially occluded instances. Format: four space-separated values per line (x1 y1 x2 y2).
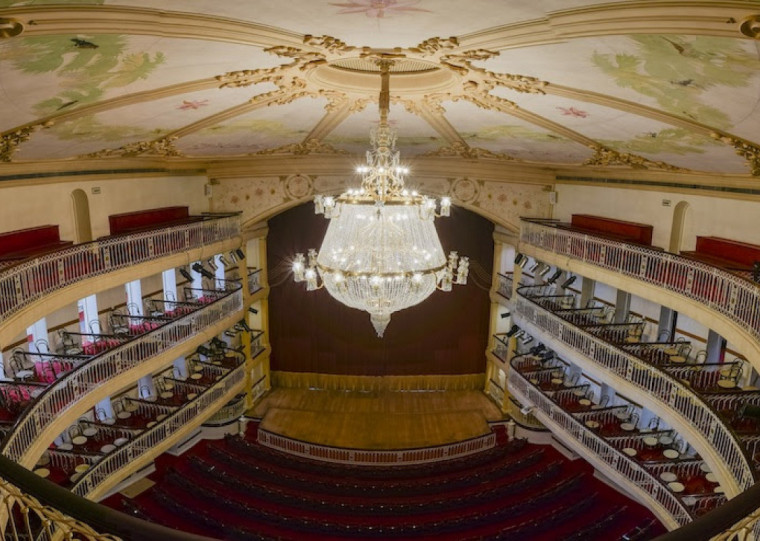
0 1 759 177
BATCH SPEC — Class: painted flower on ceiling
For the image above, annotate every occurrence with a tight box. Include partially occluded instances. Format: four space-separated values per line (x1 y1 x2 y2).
330 0 430 18
557 106 589 118
178 99 209 110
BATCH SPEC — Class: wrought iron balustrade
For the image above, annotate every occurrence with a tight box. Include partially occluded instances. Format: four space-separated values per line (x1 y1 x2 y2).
520 219 760 341
514 293 756 492
0 214 240 325
1 288 244 463
508 366 692 527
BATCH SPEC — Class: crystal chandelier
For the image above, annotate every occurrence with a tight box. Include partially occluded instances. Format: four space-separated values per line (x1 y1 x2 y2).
292 60 468 337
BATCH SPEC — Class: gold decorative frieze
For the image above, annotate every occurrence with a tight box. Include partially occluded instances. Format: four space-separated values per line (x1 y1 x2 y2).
84 137 181 159
0 126 35 162
410 37 460 56
584 146 684 172
424 141 516 161
256 139 347 156
711 133 760 176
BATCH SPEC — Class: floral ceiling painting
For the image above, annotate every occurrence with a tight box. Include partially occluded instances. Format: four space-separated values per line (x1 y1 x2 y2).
0 1 758 178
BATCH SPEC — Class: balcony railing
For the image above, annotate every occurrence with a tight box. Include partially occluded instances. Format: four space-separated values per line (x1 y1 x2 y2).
71 363 245 498
257 430 496 466
520 219 760 341
496 272 514 300
514 293 756 492
1 288 244 463
508 366 692 527
0 214 240 324
247 267 262 295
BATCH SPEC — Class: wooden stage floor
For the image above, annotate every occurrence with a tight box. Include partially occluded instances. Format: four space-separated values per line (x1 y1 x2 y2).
249 388 504 450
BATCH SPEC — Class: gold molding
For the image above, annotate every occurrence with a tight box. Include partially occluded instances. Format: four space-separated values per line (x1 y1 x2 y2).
0 126 36 162
711 133 760 176
583 145 686 172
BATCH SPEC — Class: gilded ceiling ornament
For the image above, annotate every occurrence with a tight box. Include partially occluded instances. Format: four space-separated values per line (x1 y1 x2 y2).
424 141 516 161
256 139 348 156
454 92 519 113
216 66 290 88
303 35 356 55
319 90 350 113
584 146 684 172
710 133 760 176
409 37 460 57
0 126 35 162
84 137 181 159
487 70 548 95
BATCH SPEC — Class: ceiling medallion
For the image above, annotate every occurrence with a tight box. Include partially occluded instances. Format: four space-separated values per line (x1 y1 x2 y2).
292 60 469 338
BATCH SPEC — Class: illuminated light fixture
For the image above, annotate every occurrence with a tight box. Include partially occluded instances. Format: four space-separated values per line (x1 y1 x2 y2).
292 60 467 338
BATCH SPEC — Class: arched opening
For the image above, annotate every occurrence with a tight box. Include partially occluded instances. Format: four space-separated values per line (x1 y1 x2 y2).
71 189 92 243
668 201 690 254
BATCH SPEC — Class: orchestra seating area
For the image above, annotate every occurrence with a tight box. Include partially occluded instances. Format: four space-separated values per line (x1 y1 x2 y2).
106 423 664 540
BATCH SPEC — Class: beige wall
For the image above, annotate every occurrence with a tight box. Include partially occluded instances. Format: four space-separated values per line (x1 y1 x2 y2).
0 175 210 241
554 185 760 251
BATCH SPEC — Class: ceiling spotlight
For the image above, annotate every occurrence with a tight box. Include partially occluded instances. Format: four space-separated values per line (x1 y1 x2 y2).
561 276 577 289
547 269 563 284
179 268 193 282
500 312 511 319
505 325 520 338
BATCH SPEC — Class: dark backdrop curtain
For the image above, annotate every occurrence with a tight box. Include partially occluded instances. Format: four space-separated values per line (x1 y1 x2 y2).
267 201 494 375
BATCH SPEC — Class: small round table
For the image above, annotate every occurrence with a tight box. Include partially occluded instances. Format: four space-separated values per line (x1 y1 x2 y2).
192 365 204 373
659 436 674 446
620 422 636 432
57 443 73 451
69 472 82 483
100 444 116 454
660 472 678 483
670 355 686 364
82 427 97 438
615 412 629 420
579 399 592 407
36 452 50 467
585 420 600 429
643 436 658 447
572 389 585 397
74 464 90 474
187 393 198 400
117 412 132 421
72 435 87 446
700 463 712 474
190 373 203 381
668 482 685 493
717 380 737 390
146 421 157 429
663 449 680 459
156 414 167 422
529 378 539 385
33 468 50 478
114 437 129 446
622 448 637 457
551 378 563 386
160 391 173 400
705 472 717 483
714 486 725 494
163 382 175 391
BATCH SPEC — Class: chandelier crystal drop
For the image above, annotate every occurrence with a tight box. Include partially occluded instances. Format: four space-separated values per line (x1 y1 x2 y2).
292 60 468 337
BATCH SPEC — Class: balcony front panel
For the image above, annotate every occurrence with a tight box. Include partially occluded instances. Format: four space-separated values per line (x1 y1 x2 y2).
514 294 755 493
72 363 245 499
520 220 760 342
508 367 690 529
0 215 240 326
1 288 243 464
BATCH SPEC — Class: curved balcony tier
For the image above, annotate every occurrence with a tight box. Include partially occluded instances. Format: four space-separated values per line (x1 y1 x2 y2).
507 364 691 529
1 287 244 468
72 362 246 500
0 214 242 347
518 219 760 369
513 291 756 496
